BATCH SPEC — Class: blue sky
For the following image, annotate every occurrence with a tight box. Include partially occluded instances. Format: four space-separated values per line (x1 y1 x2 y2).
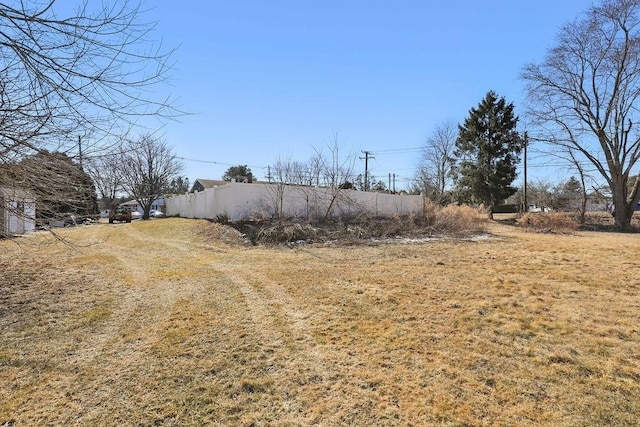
147 1 591 189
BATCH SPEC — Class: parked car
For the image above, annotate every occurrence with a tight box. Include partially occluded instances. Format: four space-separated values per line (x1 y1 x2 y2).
149 209 165 218
108 205 132 223
131 211 142 220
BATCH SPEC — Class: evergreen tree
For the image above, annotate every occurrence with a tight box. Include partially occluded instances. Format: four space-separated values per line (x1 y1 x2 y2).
166 176 190 194
562 176 582 196
11 151 98 219
454 91 523 212
222 165 252 182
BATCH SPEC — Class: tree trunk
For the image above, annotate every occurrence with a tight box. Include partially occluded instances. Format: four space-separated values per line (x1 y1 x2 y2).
612 180 632 230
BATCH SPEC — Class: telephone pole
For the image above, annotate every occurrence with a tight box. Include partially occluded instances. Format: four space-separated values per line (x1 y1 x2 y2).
523 132 528 213
360 151 374 191
78 135 83 168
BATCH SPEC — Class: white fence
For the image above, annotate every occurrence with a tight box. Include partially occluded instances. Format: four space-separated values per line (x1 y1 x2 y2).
166 181 423 221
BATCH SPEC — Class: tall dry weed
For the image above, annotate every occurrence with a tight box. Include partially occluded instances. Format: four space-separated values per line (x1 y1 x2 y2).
434 204 487 235
422 199 438 227
519 212 579 233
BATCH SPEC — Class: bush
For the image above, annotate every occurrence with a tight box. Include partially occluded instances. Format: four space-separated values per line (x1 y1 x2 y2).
519 212 578 233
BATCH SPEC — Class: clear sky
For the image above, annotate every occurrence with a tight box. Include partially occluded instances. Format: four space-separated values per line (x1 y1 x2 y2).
146 1 592 189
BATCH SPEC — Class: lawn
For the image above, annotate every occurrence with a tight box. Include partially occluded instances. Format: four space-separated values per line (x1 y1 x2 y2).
1 218 639 426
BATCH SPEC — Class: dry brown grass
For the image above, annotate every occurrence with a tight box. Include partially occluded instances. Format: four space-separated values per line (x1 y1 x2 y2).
519 212 580 234
1 218 640 426
433 204 487 236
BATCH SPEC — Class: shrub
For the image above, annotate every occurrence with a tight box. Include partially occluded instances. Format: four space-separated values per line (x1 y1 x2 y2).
519 212 579 233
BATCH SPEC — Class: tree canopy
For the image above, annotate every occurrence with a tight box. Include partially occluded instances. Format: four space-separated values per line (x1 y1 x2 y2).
118 135 182 220
454 91 522 211
6 151 98 219
223 165 253 182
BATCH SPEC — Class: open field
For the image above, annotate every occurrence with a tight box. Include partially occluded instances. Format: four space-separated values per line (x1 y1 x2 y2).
1 218 640 426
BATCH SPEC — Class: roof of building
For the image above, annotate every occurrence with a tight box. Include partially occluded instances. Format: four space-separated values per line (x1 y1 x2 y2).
190 178 230 192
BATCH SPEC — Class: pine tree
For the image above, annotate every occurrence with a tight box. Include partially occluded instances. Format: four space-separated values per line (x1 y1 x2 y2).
454 91 523 214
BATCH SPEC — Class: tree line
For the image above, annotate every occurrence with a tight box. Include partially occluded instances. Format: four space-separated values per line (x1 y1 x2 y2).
2 0 640 230
415 0 640 229
0 134 185 224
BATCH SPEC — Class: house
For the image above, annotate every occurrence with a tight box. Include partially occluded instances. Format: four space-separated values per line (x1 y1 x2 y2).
554 191 609 212
1 187 36 236
190 178 230 193
120 196 166 214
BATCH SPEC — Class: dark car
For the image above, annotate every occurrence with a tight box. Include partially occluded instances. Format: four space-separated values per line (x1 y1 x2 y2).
109 205 132 223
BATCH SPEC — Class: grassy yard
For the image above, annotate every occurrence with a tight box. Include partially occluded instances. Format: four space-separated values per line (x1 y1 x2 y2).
1 218 639 426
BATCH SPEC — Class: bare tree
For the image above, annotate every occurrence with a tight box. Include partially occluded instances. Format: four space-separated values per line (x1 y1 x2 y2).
119 134 182 220
307 154 324 187
314 135 357 220
267 158 294 219
566 149 589 223
416 120 457 203
528 179 562 212
522 0 640 229
85 152 125 210
0 1 177 226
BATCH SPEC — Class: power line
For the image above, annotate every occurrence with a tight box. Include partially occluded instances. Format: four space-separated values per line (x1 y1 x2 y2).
176 157 234 166
177 156 268 170
372 146 423 155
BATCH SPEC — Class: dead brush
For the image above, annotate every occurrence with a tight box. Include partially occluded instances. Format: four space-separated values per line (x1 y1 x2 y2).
222 207 489 245
254 220 320 243
434 204 488 236
519 212 579 234
363 213 424 238
422 199 438 227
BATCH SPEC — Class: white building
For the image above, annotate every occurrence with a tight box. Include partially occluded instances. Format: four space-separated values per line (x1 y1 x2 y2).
1 187 36 236
120 196 166 215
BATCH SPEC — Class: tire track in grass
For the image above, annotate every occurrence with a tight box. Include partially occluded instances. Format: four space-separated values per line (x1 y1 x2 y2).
55 223 217 423
220 264 335 421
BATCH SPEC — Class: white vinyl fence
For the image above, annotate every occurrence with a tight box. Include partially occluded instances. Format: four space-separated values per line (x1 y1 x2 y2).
167 181 423 221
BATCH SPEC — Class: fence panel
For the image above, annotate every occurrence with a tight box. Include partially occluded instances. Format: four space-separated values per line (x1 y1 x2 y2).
167 183 423 220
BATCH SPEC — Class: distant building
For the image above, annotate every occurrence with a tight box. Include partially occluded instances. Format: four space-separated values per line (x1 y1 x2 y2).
120 196 166 214
1 187 36 236
190 178 231 193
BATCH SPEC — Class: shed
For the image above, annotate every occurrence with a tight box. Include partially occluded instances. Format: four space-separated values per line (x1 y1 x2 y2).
1 187 36 236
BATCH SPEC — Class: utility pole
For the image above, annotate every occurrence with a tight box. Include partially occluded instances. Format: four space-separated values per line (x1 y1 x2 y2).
360 151 374 191
523 132 528 213
78 135 83 168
